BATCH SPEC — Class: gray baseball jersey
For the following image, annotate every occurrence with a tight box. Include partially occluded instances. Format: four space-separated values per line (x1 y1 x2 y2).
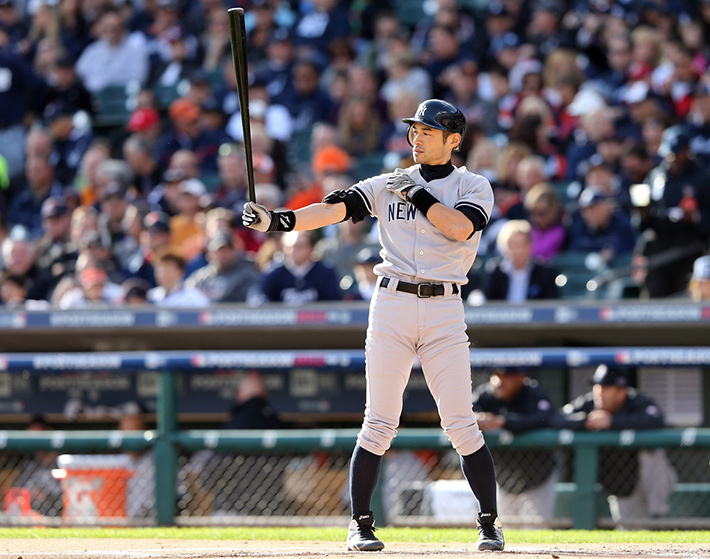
347 163 494 457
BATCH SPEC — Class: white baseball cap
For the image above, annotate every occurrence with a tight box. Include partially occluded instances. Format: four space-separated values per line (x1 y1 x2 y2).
179 178 207 197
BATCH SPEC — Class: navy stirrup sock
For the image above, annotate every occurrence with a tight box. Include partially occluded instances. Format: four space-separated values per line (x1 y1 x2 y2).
349 445 383 515
461 444 498 513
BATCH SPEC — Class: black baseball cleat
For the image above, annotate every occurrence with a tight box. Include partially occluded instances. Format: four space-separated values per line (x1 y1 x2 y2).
476 511 505 551
347 511 385 551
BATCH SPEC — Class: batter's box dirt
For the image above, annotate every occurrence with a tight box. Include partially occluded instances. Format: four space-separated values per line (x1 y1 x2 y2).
0 540 707 559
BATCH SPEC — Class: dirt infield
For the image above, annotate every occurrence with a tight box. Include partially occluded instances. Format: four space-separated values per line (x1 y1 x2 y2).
0 540 707 559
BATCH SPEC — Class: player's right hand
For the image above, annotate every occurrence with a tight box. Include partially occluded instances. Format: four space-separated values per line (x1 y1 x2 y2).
242 201 271 232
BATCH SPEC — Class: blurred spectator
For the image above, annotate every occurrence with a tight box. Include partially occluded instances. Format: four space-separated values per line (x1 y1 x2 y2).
421 23 475 99
291 0 349 58
506 155 550 219
382 90 421 160
35 196 77 291
123 134 162 196
170 178 207 262
58 265 120 308
523 183 566 262
253 230 343 304
75 8 149 93
49 54 93 116
185 232 259 303
282 59 334 133
121 277 150 305
72 140 111 207
43 100 93 186
148 247 209 307
286 145 350 210
687 255 710 301
131 210 173 286
0 20 50 180
634 126 710 297
125 107 163 149
226 76 293 145
148 168 188 217
473 367 558 521
8 155 64 239
351 247 382 302
337 95 383 157
558 365 677 523
478 219 558 304
213 143 248 210
155 98 226 175
567 187 636 266
443 61 500 138
98 181 130 246
380 49 432 106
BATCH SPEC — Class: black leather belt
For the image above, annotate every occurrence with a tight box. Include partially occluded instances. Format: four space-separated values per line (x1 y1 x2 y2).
380 277 459 298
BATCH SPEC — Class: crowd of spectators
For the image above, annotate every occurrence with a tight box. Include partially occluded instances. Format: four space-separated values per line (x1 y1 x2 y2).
2 0 710 308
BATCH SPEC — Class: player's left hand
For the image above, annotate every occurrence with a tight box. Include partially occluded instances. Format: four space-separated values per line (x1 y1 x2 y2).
386 173 423 202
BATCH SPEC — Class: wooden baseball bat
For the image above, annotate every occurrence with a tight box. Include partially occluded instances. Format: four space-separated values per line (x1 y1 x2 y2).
228 7 256 203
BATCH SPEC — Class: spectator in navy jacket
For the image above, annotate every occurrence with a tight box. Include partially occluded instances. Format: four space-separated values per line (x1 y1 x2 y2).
567 187 636 266
254 230 342 304
480 219 559 303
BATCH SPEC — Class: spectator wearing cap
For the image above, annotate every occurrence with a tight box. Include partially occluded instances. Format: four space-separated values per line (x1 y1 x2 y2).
123 134 162 196
252 230 343 305
154 97 227 176
687 255 710 301
148 167 188 217
35 196 78 289
7 155 64 239
567 187 636 265
126 107 163 147
75 8 149 93
479 219 558 304
76 230 125 285
250 26 296 107
285 145 351 210
441 61 500 139
148 247 209 307
185 232 260 303
59 265 121 308
634 125 710 297
130 210 172 286
98 180 129 246
558 365 676 524
50 54 93 116
0 21 51 181
351 247 382 301
44 99 94 186
170 178 207 262
473 366 559 522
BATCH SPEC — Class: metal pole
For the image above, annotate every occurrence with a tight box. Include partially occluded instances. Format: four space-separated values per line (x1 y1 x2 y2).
573 445 599 530
155 370 178 525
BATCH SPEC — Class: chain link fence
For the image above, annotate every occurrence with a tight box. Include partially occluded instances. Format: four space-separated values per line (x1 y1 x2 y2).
1 443 708 528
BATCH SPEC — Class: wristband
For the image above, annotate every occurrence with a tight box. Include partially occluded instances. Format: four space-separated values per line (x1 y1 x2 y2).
407 186 439 217
267 210 296 232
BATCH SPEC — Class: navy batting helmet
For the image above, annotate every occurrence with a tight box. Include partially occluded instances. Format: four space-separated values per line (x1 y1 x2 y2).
402 99 466 151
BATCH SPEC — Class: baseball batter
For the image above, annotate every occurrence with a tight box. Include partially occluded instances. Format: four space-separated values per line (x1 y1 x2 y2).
243 100 504 552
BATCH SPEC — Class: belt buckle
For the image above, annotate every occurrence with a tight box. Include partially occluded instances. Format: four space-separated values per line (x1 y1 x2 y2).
417 283 434 298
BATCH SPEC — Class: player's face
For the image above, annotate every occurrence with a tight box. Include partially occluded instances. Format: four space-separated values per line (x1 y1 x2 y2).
593 384 626 413
409 123 459 165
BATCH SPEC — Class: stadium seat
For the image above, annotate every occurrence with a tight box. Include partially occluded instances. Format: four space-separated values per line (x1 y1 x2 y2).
287 125 314 174
92 85 136 129
551 251 603 299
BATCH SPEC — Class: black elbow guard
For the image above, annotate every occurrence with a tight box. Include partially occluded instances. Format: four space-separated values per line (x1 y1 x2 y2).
322 189 369 223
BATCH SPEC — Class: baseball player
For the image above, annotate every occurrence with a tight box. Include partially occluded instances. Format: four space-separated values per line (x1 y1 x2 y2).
243 99 504 552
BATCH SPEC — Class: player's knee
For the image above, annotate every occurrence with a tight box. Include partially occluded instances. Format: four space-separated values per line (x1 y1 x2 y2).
446 424 485 456
357 418 397 455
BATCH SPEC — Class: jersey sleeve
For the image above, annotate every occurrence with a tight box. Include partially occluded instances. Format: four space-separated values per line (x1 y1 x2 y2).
346 178 377 218
455 173 494 235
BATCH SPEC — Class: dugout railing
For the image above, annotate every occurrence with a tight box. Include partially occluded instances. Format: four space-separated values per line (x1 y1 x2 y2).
0 348 709 529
